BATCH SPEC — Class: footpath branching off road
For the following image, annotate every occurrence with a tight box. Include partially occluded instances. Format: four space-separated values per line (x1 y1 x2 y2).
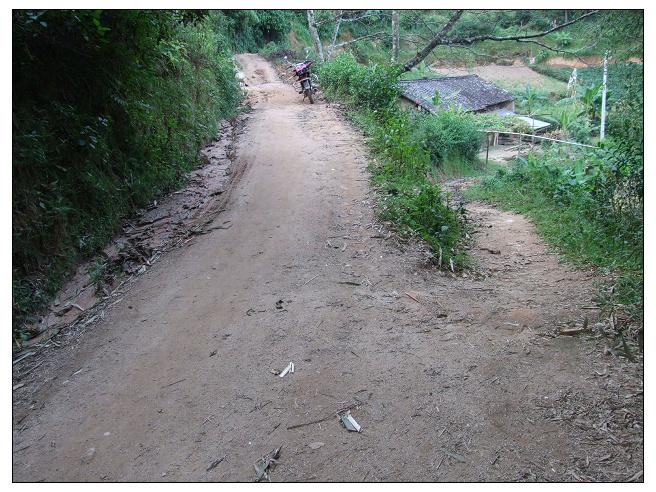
13 55 642 482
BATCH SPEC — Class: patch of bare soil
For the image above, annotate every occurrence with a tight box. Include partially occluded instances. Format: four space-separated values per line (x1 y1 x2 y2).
545 56 603 68
13 54 642 482
433 64 547 83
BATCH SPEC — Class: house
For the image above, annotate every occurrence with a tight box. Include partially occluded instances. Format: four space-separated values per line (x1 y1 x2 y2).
398 75 515 113
398 75 551 138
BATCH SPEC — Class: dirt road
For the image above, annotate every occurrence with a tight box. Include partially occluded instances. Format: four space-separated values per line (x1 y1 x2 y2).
13 55 642 482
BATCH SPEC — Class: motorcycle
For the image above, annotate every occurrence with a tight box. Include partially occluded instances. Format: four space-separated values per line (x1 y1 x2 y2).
286 57 317 104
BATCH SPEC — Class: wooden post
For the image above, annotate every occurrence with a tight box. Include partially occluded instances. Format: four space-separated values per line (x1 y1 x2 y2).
518 133 522 158
485 133 490 166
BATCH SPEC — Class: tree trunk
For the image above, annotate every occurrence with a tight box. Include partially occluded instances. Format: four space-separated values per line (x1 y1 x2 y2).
327 10 343 59
391 10 400 63
307 10 325 62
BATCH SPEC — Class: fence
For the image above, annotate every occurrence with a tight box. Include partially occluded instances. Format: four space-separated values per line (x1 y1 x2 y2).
480 130 596 165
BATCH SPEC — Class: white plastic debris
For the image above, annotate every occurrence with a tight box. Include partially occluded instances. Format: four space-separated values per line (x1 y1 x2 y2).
279 362 295 378
338 410 361 432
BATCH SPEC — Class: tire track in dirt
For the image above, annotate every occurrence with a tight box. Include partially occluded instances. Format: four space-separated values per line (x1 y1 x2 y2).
13 54 642 482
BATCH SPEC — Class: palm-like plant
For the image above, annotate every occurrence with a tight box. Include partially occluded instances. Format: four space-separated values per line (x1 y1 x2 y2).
518 84 546 116
580 83 611 121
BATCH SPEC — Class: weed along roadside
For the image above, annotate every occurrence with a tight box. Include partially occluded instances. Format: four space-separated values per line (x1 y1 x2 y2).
13 9 642 484
317 54 471 269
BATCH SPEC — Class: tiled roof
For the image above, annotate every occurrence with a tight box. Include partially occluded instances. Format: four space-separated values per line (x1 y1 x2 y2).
398 75 514 112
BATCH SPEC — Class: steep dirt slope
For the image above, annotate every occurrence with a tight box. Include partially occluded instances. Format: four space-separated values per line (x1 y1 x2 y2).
13 54 642 482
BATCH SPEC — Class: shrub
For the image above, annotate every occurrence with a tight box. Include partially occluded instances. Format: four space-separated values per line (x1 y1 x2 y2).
318 53 400 111
471 143 643 320
319 55 466 267
12 10 243 336
413 110 482 164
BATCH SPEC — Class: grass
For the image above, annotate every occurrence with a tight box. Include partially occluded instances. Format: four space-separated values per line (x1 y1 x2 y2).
496 77 567 99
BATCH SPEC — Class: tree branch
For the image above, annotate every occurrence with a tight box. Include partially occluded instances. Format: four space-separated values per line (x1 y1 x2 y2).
453 10 599 45
317 10 387 26
332 31 387 50
402 10 464 72
401 9 599 73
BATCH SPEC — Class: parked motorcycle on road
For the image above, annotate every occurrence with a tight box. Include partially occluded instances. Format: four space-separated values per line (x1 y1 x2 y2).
285 56 317 104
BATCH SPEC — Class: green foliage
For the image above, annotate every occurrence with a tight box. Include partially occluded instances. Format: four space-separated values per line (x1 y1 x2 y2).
12 10 246 335
607 78 643 146
580 83 604 120
532 62 643 101
529 61 642 143
530 64 571 83
414 110 482 164
317 53 400 111
551 31 573 48
213 9 293 52
517 85 547 115
573 10 643 60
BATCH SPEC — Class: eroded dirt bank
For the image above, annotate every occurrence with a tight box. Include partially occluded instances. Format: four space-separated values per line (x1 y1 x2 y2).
13 54 642 482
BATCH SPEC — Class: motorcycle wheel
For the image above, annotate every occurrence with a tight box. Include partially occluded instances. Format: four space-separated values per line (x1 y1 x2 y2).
304 88 314 104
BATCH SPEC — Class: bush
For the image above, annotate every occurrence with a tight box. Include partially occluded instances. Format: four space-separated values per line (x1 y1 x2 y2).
318 53 400 111
414 110 482 164
471 143 643 319
12 10 243 336
319 55 466 267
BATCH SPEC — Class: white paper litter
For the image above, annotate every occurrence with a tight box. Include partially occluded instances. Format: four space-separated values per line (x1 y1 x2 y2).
279 361 295 378
339 410 362 432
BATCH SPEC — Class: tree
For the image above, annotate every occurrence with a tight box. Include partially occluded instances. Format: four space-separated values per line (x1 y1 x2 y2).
391 10 400 63
306 10 324 62
326 10 343 59
309 10 388 61
401 9 599 72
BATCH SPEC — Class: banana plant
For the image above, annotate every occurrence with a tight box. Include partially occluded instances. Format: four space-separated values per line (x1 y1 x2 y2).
580 83 612 121
554 105 585 136
518 84 546 116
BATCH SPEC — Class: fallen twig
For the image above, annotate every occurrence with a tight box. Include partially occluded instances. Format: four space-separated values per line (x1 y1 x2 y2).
301 274 320 287
12 351 34 365
207 455 227 472
405 292 420 303
161 378 186 389
287 401 364 430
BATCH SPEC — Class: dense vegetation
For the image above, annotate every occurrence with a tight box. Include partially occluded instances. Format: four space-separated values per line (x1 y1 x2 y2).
12 10 289 337
264 10 642 69
305 10 642 339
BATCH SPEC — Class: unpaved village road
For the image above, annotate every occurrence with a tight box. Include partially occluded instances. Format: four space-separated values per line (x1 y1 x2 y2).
13 55 642 482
